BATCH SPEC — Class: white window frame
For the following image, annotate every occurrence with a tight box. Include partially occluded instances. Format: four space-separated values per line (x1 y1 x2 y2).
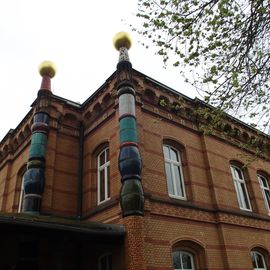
98 253 112 270
97 147 110 204
18 172 25 213
163 145 186 200
230 165 252 211
251 251 267 270
257 174 270 215
172 251 195 270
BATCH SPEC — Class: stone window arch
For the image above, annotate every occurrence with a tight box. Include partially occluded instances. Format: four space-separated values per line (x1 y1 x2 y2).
172 240 207 270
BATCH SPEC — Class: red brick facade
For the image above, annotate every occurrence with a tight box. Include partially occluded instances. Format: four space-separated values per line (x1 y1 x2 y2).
0 69 269 269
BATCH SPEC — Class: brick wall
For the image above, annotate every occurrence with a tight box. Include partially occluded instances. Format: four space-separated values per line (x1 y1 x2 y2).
0 72 270 269
133 99 270 270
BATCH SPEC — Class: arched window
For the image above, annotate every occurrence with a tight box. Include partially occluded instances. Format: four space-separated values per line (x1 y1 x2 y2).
18 172 26 213
163 144 186 199
257 174 270 214
97 147 110 204
230 164 252 211
172 251 195 270
251 251 267 270
98 254 112 270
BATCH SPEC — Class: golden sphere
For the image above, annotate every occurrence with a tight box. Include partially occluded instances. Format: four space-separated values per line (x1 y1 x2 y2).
113 32 132 51
38 61 57 78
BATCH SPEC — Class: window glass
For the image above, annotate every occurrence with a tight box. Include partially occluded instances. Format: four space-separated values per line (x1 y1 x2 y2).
235 182 243 208
165 162 174 195
258 174 270 214
182 253 192 269
18 172 26 213
100 151 106 166
173 252 181 269
265 190 270 205
99 254 112 270
163 145 170 159
97 147 110 204
261 177 268 188
170 148 178 162
100 258 107 270
241 183 251 209
174 165 184 197
172 251 195 270
235 167 243 180
256 254 265 268
252 252 256 267
107 166 110 198
251 251 267 270
100 169 105 202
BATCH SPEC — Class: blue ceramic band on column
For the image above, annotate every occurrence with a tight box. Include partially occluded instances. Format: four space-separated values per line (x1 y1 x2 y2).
34 112 49 124
119 145 142 181
23 168 45 194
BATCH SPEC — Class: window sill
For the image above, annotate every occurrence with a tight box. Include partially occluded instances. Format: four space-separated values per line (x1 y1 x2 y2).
82 197 119 219
239 207 252 212
98 197 111 206
169 194 186 200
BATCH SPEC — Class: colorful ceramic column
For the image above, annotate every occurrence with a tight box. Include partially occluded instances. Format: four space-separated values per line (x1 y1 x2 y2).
113 32 144 217
22 61 56 214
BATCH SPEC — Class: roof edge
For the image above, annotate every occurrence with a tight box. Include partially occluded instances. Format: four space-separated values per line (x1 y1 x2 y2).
0 213 125 236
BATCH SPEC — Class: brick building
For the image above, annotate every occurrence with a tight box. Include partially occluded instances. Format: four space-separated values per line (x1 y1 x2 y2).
0 33 269 269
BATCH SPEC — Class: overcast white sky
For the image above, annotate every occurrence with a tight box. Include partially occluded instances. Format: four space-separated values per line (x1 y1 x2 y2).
0 0 195 141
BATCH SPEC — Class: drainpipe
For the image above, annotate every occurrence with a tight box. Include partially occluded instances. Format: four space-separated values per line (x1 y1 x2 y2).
77 122 84 218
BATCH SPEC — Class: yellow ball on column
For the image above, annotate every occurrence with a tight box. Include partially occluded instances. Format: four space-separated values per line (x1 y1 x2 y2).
38 61 57 78
113 32 132 51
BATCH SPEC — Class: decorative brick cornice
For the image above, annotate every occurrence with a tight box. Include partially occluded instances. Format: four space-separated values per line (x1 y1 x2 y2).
147 195 270 229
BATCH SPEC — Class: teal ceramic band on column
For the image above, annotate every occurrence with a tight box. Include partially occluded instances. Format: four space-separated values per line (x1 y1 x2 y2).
29 132 47 159
120 117 138 144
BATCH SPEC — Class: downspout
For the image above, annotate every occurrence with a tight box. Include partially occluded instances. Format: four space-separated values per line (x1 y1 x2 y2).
77 122 84 219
